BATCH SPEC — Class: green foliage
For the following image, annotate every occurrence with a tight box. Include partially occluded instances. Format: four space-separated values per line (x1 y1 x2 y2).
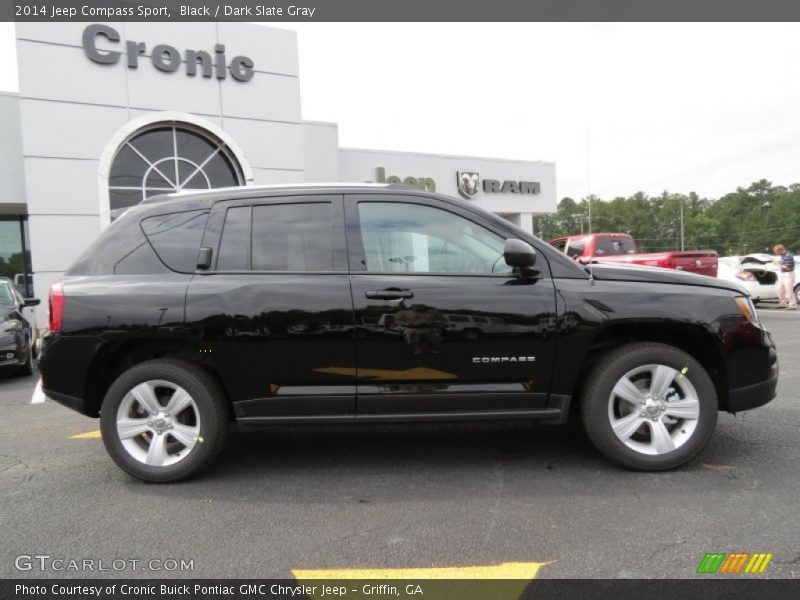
534 180 800 255
0 252 26 280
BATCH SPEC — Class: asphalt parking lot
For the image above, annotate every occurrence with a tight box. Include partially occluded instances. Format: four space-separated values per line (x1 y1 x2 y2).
1 306 798 580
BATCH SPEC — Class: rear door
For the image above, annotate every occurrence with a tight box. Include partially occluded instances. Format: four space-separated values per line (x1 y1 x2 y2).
345 194 558 419
185 195 356 423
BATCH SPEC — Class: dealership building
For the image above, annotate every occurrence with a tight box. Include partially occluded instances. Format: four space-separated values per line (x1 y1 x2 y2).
0 22 556 323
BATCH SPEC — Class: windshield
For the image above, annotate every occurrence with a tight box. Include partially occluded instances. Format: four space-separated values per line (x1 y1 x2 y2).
0 282 17 306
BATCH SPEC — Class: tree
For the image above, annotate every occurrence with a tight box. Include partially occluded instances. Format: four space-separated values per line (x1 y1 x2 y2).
533 180 800 257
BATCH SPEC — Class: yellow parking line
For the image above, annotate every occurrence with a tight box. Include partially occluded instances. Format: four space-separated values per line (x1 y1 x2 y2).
293 561 550 579
69 429 102 440
292 563 550 600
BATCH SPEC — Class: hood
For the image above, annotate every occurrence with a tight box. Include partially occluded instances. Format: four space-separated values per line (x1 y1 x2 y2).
589 263 746 294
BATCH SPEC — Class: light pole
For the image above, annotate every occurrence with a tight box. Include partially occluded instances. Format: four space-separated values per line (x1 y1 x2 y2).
680 202 685 251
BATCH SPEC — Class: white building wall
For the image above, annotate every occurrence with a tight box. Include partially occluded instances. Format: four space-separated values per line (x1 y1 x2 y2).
303 121 341 182
0 92 27 210
14 22 306 322
9 22 558 328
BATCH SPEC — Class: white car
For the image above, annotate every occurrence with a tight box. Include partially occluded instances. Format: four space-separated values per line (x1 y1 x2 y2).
718 255 780 303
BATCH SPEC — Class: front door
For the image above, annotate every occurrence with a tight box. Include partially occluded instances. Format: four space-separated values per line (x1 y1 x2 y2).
185 195 357 423
345 195 557 419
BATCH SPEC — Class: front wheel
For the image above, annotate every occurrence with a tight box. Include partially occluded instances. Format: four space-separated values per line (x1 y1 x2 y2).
581 342 717 471
100 360 229 482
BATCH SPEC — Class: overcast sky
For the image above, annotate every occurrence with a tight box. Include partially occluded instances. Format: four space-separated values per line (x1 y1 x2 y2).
1 22 799 201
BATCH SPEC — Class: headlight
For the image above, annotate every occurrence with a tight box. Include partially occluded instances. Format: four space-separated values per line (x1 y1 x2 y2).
0 319 22 333
734 296 759 325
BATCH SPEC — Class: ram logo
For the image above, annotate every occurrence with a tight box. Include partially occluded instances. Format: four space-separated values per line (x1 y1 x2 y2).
457 171 480 199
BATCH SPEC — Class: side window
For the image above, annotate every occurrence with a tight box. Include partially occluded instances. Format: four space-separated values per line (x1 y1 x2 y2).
217 206 249 271
357 202 511 275
251 203 333 271
114 241 169 275
141 210 209 273
216 202 334 272
551 239 566 252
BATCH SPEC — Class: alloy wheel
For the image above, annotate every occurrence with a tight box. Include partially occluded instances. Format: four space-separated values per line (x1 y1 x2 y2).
116 380 201 467
607 364 700 455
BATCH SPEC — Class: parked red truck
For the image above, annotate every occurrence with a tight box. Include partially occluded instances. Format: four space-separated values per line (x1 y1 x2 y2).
549 232 718 277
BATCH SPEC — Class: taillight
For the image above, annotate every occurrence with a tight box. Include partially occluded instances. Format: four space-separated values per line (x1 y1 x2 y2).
657 258 676 269
48 280 65 333
735 271 756 281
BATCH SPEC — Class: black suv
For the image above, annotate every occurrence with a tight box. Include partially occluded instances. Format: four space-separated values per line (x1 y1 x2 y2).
40 184 778 481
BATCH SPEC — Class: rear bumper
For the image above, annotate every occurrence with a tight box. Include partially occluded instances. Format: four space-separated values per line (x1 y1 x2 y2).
44 388 95 417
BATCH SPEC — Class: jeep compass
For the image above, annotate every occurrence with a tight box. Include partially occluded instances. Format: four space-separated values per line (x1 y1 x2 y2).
39 184 778 481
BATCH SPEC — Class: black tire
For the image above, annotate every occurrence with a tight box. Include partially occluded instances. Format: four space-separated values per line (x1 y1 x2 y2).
581 342 717 471
16 337 34 377
100 359 229 483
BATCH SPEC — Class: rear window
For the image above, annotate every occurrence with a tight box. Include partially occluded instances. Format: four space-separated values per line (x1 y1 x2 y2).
595 237 636 256
141 210 209 273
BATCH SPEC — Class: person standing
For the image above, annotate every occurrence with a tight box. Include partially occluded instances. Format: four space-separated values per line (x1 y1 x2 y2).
773 244 797 310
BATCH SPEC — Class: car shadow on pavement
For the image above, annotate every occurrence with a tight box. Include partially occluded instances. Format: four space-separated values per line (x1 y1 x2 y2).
187 419 613 491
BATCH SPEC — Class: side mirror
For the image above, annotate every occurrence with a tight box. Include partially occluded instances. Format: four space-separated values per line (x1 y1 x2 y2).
197 247 213 270
23 298 41 307
503 239 537 268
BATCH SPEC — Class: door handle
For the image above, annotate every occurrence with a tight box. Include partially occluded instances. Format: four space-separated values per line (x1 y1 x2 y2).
365 289 414 300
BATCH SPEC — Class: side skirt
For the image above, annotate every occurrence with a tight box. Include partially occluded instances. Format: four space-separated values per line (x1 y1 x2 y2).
236 407 565 429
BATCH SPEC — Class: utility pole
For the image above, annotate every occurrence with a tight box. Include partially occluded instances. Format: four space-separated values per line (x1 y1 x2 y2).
680 202 685 251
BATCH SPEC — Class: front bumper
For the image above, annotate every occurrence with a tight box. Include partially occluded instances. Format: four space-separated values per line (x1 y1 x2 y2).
0 334 25 367
726 337 778 413
727 372 778 412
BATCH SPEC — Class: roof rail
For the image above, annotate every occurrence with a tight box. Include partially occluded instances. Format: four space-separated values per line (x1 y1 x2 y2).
138 182 425 206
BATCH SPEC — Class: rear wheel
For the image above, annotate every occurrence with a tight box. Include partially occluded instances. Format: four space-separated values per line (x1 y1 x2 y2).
581 342 717 471
100 360 228 482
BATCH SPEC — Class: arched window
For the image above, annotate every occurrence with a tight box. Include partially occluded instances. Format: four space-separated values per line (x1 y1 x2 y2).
107 123 244 220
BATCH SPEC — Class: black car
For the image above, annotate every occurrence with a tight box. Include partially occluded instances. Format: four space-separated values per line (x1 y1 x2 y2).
39 184 778 482
0 277 40 376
